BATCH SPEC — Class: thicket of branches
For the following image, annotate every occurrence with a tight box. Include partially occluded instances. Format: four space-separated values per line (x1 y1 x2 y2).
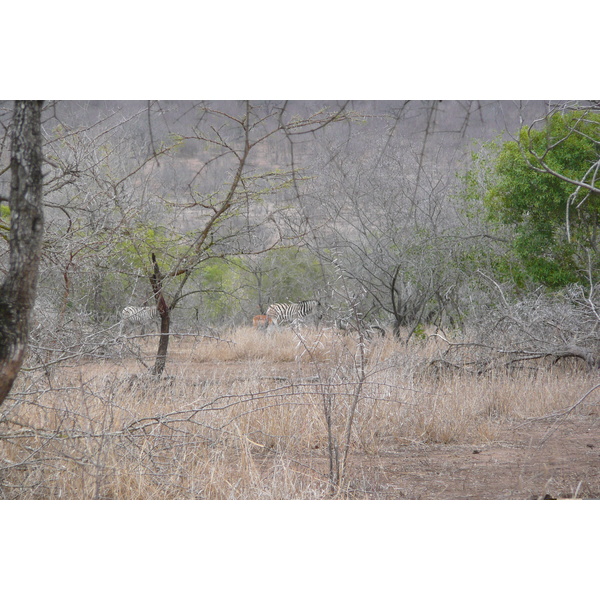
2 99 599 371
2 99 600 497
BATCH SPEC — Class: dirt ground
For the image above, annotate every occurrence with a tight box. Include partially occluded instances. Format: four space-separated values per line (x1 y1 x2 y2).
247 415 600 500
345 414 600 499
181 358 600 500
193 360 600 500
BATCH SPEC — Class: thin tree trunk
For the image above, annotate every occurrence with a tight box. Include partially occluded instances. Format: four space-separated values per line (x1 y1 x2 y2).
0 101 44 405
150 253 170 377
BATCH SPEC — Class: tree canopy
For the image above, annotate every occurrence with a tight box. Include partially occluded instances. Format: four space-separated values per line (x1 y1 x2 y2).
481 110 600 288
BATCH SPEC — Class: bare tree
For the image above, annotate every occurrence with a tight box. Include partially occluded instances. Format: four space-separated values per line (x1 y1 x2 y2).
301 137 466 338
14 102 179 371
140 101 352 375
0 101 44 405
0 101 352 377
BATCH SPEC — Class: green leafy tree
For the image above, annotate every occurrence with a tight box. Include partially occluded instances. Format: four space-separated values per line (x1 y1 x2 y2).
481 110 600 288
195 257 244 323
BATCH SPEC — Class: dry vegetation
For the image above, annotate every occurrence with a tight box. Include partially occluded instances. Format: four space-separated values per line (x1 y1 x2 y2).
1 326 599 499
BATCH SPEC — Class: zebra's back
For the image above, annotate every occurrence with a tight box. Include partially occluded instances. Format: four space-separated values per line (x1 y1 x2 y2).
120 306 160 335
266 300 321 327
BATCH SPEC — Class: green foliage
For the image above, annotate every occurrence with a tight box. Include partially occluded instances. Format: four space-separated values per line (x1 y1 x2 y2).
180 249 326 325
197 257 244 322
470 110 600 288
459 138 504 210
243 247 326 309
268 248 324 299
118 223 191 274
413 322 427 340
0 204 10 239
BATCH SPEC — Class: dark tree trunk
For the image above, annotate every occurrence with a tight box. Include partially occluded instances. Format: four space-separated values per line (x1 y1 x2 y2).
0 101 44 405
150 253 170 377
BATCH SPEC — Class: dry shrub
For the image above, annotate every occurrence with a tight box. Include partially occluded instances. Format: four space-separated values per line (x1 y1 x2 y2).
1 326 595 499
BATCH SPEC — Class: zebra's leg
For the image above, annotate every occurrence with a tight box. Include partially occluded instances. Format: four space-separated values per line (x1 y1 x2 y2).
119 318 130 337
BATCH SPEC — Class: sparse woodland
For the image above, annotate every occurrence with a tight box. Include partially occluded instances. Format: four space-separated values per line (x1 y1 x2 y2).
1 100 599 499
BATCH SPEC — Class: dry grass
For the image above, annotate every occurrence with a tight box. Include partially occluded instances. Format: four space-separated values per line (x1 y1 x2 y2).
1 326 597 499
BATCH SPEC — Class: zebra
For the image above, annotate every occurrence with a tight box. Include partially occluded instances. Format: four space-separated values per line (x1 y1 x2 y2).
119 306 160 336
265 300 322 328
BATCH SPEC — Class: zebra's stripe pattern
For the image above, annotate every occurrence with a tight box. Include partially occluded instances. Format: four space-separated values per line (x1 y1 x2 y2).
120 306 160 335
266 300 321 327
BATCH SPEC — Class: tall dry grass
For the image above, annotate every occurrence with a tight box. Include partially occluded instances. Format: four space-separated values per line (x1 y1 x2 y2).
0 325 595 499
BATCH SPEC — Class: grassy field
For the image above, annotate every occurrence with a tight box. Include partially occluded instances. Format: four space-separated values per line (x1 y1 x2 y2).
1 326 598 499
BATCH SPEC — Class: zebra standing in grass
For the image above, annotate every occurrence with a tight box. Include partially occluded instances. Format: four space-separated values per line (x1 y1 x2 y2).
120 306 160 336
265 300 322 328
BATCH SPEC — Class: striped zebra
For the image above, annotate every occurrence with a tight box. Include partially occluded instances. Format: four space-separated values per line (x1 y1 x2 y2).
120 306 160 336
266 300 322 328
